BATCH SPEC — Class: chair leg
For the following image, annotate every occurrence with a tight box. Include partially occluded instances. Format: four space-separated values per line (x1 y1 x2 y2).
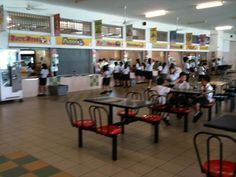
112 136 117 161
208 108 212 121
184 114 188 132
78 128 83 148
154 123 159 143
230 96 235 112
121 116 125 134
215 101 218 114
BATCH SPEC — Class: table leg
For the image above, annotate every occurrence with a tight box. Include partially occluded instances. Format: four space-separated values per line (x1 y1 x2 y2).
108 105 113 124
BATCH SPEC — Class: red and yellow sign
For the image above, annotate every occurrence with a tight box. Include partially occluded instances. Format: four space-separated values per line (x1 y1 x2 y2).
186 45 198 50
54 14 60 36
150 27 157 43
126 41 145 48
186 33 192 46
96 39 122 47
56 37 91 46
199 45 209 50
9 34 50 44
170 43 183 49
152 42 168 49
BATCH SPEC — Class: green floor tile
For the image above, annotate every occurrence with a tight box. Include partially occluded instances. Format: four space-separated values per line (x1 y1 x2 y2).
13 155 38 165
0 156 9 164
0 166 28 177
34 166 60 177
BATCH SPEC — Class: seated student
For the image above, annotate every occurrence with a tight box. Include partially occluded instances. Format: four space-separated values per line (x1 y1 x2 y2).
173 72 191 89
167 65 182 87
151 78 171 125
193 75 214 123
170 72 191 111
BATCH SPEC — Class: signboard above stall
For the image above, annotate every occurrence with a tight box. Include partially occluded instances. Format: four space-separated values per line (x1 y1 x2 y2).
126 41 145 48
96 39 122 47
56 37 92 46
9 34 51 45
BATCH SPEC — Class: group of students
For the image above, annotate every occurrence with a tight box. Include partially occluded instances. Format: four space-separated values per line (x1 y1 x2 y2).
99 58 157 94
151 72 214 125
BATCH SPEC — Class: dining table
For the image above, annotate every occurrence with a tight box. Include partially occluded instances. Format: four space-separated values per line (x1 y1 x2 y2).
84 96 154 124
204 114 236 132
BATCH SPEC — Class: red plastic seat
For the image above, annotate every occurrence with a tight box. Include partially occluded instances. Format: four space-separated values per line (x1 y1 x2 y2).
65 101 96 148
97 125 122 136
73 119 96 128
194 132 236 177
202 160 235 177
141 114 162 123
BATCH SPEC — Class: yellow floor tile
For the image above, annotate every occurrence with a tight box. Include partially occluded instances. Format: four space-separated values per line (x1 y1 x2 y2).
50 171 75 177
6 151 29 160
23 160 49 171
0 161 18 172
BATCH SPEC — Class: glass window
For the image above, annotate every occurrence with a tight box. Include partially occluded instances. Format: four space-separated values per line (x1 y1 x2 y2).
102 24 122 38
157 31 168 42
7 11 50 33
176 33 184 43
60 18 92 36
133 28 145 40
192 35 199 44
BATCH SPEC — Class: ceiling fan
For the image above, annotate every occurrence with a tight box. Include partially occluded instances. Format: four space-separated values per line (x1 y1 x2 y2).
109 5 134 25
174 17 184 32
7 2 46 11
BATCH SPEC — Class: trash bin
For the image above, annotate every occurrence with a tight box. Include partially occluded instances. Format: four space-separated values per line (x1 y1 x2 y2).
48 84 68 96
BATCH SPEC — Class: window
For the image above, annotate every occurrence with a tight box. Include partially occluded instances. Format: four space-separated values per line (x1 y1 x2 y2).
133 28 145 40
157 31 168 42
7 11 50 33
60 18 92 36
192 35 199 44
176 33 184 43
102 24 122 38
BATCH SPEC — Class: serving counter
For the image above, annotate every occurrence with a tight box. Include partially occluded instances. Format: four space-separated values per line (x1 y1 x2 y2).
22 74 102 98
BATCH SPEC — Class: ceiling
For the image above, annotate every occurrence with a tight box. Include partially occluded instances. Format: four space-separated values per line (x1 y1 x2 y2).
28 0 236 33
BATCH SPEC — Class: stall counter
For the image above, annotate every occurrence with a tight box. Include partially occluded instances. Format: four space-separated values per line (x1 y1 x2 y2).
22 74 102 98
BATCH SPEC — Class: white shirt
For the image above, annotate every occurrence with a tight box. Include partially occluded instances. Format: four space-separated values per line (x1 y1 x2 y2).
161 66 169 74
198 66 206 75
201 83 214 102
146 62 154 72
136 63 142 70
174 81 191 89
151 85 171 104
103 70 111 78
113 65 120 73
122 67 130 75
183 63 190 73
40 69 49 78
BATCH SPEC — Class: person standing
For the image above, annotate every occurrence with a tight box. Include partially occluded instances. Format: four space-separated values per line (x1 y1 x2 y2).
146 58 154 89
38 63 49 96
100 64 112 94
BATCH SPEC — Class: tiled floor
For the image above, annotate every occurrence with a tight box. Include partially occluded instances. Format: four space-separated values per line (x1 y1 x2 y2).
0 83 235 177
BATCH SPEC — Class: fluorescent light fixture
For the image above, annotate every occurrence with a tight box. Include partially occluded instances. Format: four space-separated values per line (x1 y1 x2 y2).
215 25 233 30
196 1 223 9
145 10 168 18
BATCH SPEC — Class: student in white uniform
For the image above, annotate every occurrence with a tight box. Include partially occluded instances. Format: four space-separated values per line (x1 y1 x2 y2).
151 78 171 125
100 64 112 94
135 59 142 83
193 75 214 123
146 58 154 89
38 63 49 96
113 61 120 87
183 57 190 74
122 62 130 88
